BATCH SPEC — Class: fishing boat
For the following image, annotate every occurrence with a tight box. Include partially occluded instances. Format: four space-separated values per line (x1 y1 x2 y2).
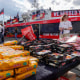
5 0 80 39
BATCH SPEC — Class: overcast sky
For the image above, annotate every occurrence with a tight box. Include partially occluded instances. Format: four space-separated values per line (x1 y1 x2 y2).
0 0 80 21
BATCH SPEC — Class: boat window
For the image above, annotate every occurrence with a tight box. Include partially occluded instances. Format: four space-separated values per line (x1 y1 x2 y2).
40 23 59 34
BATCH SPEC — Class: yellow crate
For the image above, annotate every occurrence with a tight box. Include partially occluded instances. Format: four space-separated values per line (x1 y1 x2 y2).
15 69 36 80
4 40 18 46
15 61 38 75
10 45 24 50
0 70 14 80
0 57 29 70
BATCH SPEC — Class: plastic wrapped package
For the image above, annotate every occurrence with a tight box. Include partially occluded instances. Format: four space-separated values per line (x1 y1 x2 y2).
27 56 39 63
15 61 38 74
3 40 18 46
0 50 30 59
29 45 43 53
10 45 24 50
0 52 16 59
46 53 77 68
66 55 72 59
14 50 30 57
15 69 36 80
43 44 53 50
0 47 15 59
0 49 6 54
0 70 14 80
9 57 29 68
57 44 73 54
23 41 33 50
46 53 65 67
36 50 51 56
0 46 14 53
76 37 80 43
75 47 80 52
47 53 64 60
68 43 79 47
0 57 29 70
0 44 3 47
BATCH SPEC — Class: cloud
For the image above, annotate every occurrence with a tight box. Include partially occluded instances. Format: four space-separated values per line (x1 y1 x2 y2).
55 2 60 5
0 0 80 21
0 0 23 21
0 0 20 17
0 0 32 21
65 0 72 2
28 0 35 3
73 0 80 5
70 7 74 9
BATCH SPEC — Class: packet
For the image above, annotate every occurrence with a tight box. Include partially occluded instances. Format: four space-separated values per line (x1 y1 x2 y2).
4 40 18 46
15 69 36 80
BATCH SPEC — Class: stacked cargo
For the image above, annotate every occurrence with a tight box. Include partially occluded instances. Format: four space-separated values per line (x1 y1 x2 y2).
0 41 38 80
20 39 79 68
4 40 18 46
0 46 30 59
1 38 80 79
0 57 38 80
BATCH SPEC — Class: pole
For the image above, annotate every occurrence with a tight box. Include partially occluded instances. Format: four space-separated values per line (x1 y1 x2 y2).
3 8 4 27
3 13 4 26
2 12 5 37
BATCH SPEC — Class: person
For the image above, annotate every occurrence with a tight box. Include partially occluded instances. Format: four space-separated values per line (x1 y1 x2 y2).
0 24 3 43
59 14 73 38
15 27 18 40
1 24 4 43
34 24 39 40
76 32 80 43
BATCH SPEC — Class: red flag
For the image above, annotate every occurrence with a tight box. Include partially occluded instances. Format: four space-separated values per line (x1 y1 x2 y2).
0 8 4 15
21 26 36 41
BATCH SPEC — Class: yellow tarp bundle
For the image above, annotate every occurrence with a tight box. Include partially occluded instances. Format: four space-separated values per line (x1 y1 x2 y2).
0 47 30 59
0 41 39 80
0 57 29 70
6 69 36 80
10 45 24 50
4 40 18 46
0 70 14 80
15 69 36 80
15 61 38 75
27 56 39 63
1 50 30 59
